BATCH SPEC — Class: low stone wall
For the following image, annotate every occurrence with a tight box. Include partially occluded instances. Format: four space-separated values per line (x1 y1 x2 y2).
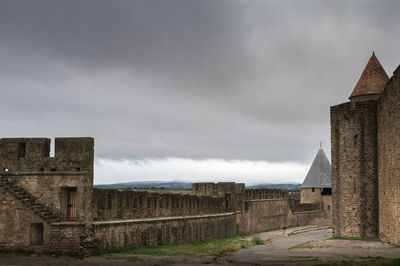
291 210 325 226
92 189 224 220
93 212 237 250
239 199 291 234
288 199 321 212
47 223 86 254
245 189 288 200
238 199 324 234
0 186 45 249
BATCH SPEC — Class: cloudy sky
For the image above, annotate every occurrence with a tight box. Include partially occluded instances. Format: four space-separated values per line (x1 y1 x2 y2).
1 0 400 185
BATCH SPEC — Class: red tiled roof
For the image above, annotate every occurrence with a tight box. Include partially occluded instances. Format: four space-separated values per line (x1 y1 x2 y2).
349 52 389 99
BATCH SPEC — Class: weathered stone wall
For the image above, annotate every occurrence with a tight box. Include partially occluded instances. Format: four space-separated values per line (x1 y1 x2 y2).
321 195 332 217
287 199 320 212
192 182 245 196
192 182 245 212
0 186 45 249
239 199 291 234
0 138 94 223
0 137 329 253
92 189 224 220
0 173 92 222
300 188 321 204
377 65 400 244
331 101 379 238
94 213 237 250
46 223 87 254
238 199 324 234
0 138 93 174
245 188 288 200
0 137 95 253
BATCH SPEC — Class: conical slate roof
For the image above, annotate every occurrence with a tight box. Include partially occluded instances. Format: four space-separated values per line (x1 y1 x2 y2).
301 148 331 189
349 52 389 100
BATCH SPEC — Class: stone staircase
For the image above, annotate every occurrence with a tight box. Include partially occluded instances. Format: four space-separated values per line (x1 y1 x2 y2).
0 177 60 223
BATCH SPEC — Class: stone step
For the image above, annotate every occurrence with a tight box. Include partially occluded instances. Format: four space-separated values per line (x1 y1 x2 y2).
0 178 60 223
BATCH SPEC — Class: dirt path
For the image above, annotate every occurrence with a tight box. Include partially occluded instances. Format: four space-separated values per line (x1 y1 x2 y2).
1 226 399 265
228 226 400 265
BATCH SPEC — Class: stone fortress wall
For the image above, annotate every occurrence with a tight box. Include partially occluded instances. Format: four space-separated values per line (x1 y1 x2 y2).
92 189 225 220
331 54 400 245
377 65 400 244
331 101 379 238
0 138 326 254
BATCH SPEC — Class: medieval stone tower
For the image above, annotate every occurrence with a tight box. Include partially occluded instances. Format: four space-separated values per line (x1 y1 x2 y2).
330 53 388 238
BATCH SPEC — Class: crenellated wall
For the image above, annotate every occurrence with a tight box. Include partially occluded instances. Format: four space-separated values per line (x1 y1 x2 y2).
0 138 327 254
192 182 245 196
92 189 224 220
245 188 288 200
0 138 93 175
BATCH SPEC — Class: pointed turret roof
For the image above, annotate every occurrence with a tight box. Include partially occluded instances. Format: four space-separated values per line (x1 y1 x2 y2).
301 147 331 189
349 52 389 100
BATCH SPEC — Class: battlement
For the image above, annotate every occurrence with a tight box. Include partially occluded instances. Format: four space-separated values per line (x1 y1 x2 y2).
245 188 288 200
192 182 245 196
0 137 94 173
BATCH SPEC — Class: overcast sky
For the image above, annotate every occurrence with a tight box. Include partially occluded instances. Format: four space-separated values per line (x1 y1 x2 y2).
1 0 400 185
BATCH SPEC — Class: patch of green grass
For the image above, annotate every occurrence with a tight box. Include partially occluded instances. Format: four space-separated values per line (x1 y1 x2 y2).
114 236 253 258
251 235 264 245
288 241 312 250
328 236 380 241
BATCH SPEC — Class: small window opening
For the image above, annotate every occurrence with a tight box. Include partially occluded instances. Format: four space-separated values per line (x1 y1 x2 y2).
3 168 8 172
322 188 332 195
67 188 77 221
39 168 44 172
354 135 359 145
51 168 56 172
76 167 80 171
18 142 26 158
30 223 43 246
312 188 315 192
328 205 330 210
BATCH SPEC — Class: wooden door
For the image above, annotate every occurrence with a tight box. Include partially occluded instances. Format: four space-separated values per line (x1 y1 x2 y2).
67 188 77 220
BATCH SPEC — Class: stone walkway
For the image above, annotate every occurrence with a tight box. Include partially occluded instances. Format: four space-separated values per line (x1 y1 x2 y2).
1 226 400 265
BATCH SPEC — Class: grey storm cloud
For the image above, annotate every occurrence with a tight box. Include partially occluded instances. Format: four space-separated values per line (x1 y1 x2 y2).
1 0 400 163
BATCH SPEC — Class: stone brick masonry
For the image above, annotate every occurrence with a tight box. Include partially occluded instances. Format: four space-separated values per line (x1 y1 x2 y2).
377 65 400 244
331 101 379 238
0 138 325 254
331 58 400 245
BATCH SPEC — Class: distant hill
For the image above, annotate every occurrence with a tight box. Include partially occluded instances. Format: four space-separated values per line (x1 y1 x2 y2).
94 181 301 191
94 181 192 190
247 183 301 191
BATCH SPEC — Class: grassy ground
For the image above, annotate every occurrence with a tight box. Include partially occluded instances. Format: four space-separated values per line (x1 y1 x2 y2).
114 235 262 257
